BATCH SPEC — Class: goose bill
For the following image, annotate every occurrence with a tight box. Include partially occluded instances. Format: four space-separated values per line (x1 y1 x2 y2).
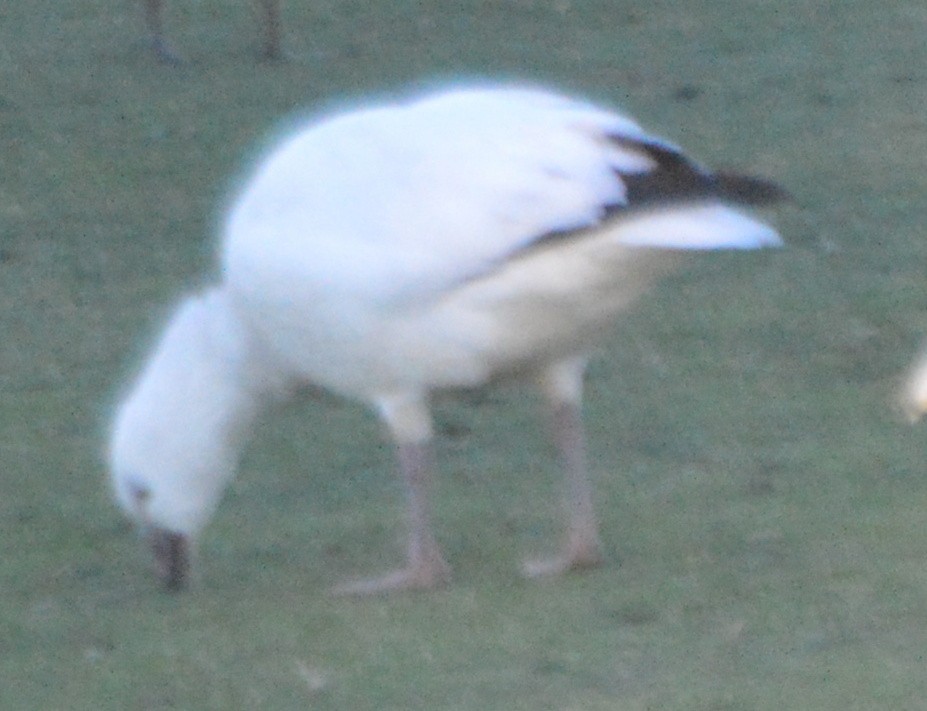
148 527 189 591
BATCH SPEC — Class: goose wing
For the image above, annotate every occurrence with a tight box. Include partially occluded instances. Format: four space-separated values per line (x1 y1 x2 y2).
223 86 782 305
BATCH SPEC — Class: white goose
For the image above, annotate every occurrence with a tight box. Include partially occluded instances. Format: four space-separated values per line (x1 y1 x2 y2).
902 349 927 422
109 84 784 593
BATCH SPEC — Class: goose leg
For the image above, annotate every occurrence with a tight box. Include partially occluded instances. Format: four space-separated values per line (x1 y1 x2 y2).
333 397 450 595
523 358 604 577
255 0 283 60
144 0 184 64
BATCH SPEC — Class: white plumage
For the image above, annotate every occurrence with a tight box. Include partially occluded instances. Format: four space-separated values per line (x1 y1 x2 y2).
902 348 927 422
109 84 783 592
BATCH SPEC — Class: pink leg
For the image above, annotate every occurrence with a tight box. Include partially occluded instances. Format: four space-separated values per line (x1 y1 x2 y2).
333 440 450 595
523 361 603 577
255 0 283 60
144 0 183 63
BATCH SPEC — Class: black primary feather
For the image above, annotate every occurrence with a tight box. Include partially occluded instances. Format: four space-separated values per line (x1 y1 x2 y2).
611 136 789 209
458 133 787 285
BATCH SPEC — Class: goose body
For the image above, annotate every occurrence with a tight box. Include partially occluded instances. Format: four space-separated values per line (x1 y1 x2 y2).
110 84 783 592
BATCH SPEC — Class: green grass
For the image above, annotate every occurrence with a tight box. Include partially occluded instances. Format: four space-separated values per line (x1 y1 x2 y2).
4 0 927 708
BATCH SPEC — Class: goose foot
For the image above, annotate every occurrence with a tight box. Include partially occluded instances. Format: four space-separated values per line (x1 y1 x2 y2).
522 535 603 579
332 556 451 596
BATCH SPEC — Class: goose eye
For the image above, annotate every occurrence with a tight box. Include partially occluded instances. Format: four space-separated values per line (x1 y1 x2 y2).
128 480 151 505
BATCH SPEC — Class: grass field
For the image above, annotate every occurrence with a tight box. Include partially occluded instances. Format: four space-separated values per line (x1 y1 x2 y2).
3 0 927 708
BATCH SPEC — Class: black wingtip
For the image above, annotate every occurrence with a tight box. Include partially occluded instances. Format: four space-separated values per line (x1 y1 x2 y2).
713 172 791 206
611 135 789 208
